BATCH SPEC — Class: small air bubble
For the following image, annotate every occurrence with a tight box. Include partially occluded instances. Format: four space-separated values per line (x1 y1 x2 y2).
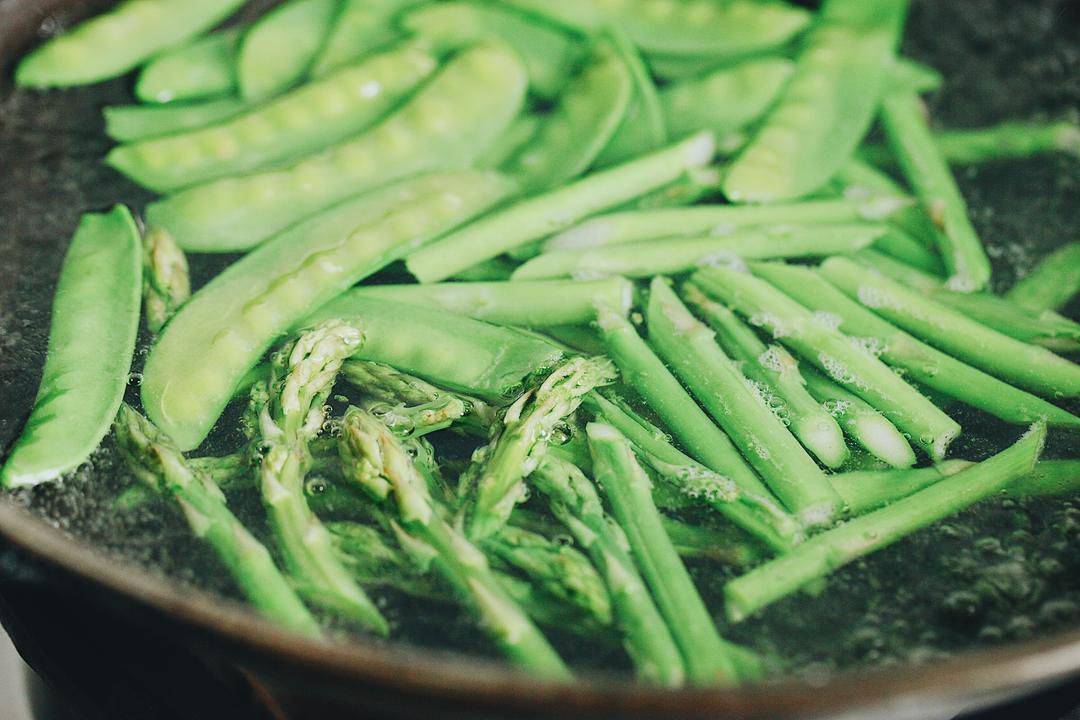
128 372 143 386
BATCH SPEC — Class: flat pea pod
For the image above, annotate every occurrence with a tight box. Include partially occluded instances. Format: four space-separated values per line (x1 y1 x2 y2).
15 0 247 88
146 42 528 252
502 34 632 193
104 98 249 143
237 0 341 102
400 1 584 99
141 170 513 451
476 114 541 169
723 0 909 203
310 0 421 78
1 206 141 488
501 0 810 58
135 29 239 104
594 28 666 167
110 42 438 192
660 58 794 141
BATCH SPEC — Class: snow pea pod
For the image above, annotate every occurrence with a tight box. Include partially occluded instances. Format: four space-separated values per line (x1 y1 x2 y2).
501 0 810 58
110 42 438 192
594 28 666 167
723 0 908 203
502 34 632 193
400 1 584 99
310 0 420 77
135 29 239 104
16 0 247 88
1 206 141 488
237 0 341 102
146 42 528 252
141 170 513 451
104 98 249 143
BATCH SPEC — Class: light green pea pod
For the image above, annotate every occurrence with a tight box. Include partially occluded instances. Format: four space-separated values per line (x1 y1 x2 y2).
103 98 249 143
646 53 727 83
147 42 529 252
16 0 247 88
723 0 909 203
594 28 666 167
476 114 541 169
310 0 421 77
501 0 810 58
660 58 794 141
110 42 439 192
502 34 632 193
238 0 341 102
135 29 239 104
400 1 585 99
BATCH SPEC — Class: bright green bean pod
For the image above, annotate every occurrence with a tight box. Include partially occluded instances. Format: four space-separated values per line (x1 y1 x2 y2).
723 0 908 202
141 170 512 451
595 28 666 167
103 98 249 143
237 0 341 102
2 206 141 488
146 42 527 252
311 0 419 77
16 0 247 88
135 29 239 104
110 42 438 191
1008 243 1080 312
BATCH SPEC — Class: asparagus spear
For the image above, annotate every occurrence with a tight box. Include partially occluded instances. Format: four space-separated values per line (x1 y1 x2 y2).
466 357 617 541
532 455 685 686
1007 243 1080 313
753 261 1080 429
114 405 321 636
338 406 570 678
646 278 843 527
681 282 848 469
141 226 190 334
724 422 1047 622
819 256 1080 398
250 320 388 634
830 460 972 515
692 266 960 460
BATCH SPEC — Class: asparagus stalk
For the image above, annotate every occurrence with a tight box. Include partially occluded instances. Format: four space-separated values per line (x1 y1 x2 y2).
692 266 960 460
1007 460 1080 499
1007 243 1080 313
819 256 1080 398
251 320 388 634
682 282 848 469
141 226 190 334
834 157 943 255
830 460 973 515
646 278 843 526
861 118 1080 167
114 405 321 636
753 261 1080 429
871 226 946 276
724 422 1047 622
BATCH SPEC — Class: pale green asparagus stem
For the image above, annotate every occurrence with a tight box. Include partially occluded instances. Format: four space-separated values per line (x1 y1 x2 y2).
1007 243 1080 313
829 460 973 514
861 118 1080 166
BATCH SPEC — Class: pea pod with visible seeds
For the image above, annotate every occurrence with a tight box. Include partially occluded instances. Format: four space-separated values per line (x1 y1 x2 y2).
16 0 247 88
146 42 528 252
135 29 239 104
110 42 439 192
237 0 342 102
104 98 249 143
2 206 142 488
594 28 666 167
310 0 420 77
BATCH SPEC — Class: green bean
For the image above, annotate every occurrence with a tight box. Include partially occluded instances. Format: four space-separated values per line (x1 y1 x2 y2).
513 224 885 280
15 0 246 88
621 167 721 211
311 0 419 77
400 1 584 99
1008 243 1080 312
820 256 1080 398
135 29 239 104
408 131 716 282
1 206 141 488
879 91 991 291
692 265 960 461
502 34 632 193
110 42 438 192
890 58 943 94
872 226 946 276
237 0 341 102
502 0 810 59
724 423 1047 622
594 28 666 167
141 170 512 451
861 119 1080 167
722 0 908 202
146 43 527 252
103 98 249 143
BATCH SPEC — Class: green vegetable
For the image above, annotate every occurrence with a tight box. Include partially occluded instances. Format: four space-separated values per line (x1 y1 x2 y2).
141 226 190 334
310 0 418 77
103 98 249 143
2 206 141 488
237 0 341 102
1007 243 1080 312
135 29 239 103
595 28 667 167
890 57 943 93
861 119 1080 167
830 460 972 515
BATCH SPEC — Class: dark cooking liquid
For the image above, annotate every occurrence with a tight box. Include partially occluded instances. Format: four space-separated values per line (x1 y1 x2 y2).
1 0 1080 682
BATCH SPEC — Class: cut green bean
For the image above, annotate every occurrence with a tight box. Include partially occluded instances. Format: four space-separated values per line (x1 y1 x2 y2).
754 261 1080 430
408 131 715 283
502 34 632 193
16 0 246 88
682 283 848 470
862 119 1080 167
831 460 972 515
237 0 341 102
513 224 885 280
819 256 1080 398
595 28 666 167
147 43 527 252
135 29 239 104
723 0 908 202
1008 243 1080 312
692 265 960 461
110 42 438 191
725 422 1047 622
311 0 418 77
103 98 249 143
2 206 141 488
